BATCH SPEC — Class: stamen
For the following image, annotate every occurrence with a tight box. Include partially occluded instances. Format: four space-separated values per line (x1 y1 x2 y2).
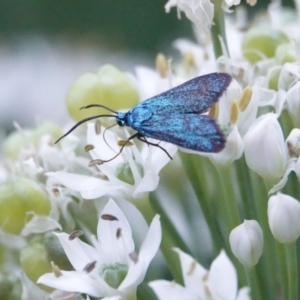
239 86 252 112
229 100 239 125
208 102 219 119
187 260 197 276
117 140 134 147
89 159 104 167
95 119 101 135
156 53 168 78
51 261 62 277
101 214 119 221
83 261 97 273
183 52 196 74
116 228 122 239
85 144 95 152
69 230 83 240
129 251 139 263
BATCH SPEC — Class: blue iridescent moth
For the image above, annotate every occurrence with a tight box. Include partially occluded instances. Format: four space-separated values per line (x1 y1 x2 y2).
56 72 232 163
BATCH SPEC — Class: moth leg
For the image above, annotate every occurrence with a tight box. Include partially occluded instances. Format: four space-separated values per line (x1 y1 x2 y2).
89 132 140 165
137 135 173 160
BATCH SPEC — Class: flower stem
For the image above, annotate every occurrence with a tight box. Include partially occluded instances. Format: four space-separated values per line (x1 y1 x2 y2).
135 193 184 284
210 0 228 58
245 267 261 300
285 242 298 300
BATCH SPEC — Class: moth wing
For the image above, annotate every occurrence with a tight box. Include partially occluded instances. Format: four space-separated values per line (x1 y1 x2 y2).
137 73 231 114
137 114 225 152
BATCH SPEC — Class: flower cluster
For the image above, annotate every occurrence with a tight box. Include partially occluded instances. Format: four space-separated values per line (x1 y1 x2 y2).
1 1 300 300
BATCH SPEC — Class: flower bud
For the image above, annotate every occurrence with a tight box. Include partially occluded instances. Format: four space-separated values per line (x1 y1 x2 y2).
20 241 52 291
242 28 289 63
31 121 62 146
286 82 300 127
244 113 287 183
275 43 297 65
268 193 300 243
0 178 51 234
286 128 300 157
66 64 139 121
229 220 263 267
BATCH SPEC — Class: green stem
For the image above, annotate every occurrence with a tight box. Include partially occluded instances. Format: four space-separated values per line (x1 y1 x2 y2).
135 193 183 284
244 267 261 300
210 0 228 59
285 242 298 300
180 153 225 253
277 243 288 300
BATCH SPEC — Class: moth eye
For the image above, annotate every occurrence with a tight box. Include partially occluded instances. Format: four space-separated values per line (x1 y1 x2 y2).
117 119 125 127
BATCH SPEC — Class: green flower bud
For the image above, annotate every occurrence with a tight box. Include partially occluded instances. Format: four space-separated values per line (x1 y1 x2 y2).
115 162 144 185
3 130 33 160
44 232 73 271
268 68 280 91
242 28 289 64
0 178 51 234
20 241 52 292
66 64 140 121
0 275 21 300
100 263 127 289
4 121 62 160
31 121 63 146
275 43 297 65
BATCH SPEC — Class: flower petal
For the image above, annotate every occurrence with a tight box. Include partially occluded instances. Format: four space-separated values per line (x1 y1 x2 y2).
98 199 134 262
38 271 116 297
208 250 238 300
54 232 99 271
119 215 161 293
149 280 196 300
174 248 207 298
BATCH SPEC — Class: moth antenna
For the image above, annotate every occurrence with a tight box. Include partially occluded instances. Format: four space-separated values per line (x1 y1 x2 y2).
55 114 115 144
80 104 118 114
103 123 118 153
95 132 139 164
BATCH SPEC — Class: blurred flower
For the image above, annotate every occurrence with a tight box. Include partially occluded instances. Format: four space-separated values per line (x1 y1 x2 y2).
165 0 214 32
38 199 162 299
268 193 300 243
230 220 263 268
149 249 250 300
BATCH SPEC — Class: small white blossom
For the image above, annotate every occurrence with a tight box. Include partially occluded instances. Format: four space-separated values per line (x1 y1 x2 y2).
38 199 162 299
165 0 214 32
230 220 264 268
244 113 288 183
268 193 300 243
149 249 251 300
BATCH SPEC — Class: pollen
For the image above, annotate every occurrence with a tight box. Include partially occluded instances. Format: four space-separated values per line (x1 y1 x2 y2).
156 53 168 78
229 100 239 125
209 102 219 119
239 86 252 112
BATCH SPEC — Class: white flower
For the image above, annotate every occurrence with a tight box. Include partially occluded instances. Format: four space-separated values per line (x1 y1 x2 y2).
230 220 264 268
165 0 214 32
149 249 251 300
268 193 300 243
47 123 177 200
244 113 288 183
38 199 162 299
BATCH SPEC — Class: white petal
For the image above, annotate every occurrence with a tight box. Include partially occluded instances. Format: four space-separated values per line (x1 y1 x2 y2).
269 158 296 194
174 248 207 298
20 215 62 236
208 250 237 300
98 199 134 262
38 271 116 297
236 287 251 300
54 232 99 271
119 215 161 293
132 170 159 198
47 171 104 192
149 280 196 300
